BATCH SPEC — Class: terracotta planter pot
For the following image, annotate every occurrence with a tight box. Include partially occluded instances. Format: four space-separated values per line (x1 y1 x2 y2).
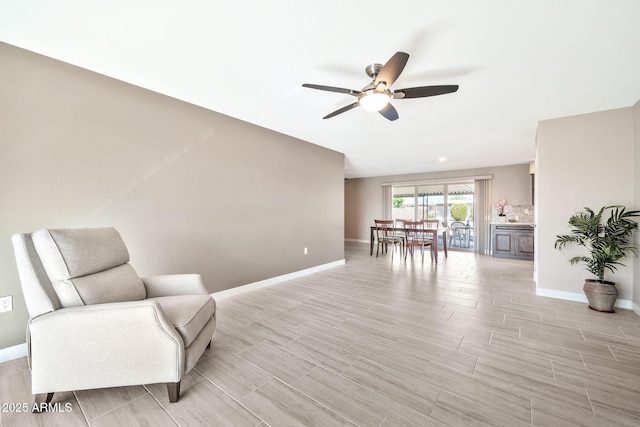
583 279 618 313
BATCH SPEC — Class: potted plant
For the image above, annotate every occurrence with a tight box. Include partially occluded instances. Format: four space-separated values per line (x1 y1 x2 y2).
554 205 640 312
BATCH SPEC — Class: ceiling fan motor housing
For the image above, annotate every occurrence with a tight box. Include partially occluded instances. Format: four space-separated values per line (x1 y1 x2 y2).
365 63 384 80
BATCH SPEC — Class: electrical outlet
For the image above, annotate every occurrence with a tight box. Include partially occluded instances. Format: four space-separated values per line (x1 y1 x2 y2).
0 296 12 313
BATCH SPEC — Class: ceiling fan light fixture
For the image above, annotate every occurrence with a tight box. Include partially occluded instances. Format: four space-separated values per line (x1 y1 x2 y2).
359 89 391 112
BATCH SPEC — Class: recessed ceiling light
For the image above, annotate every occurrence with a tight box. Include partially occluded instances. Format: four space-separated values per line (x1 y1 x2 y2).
438 157 446 162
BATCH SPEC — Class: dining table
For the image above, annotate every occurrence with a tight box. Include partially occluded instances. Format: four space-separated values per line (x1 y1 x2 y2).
370 226 448 262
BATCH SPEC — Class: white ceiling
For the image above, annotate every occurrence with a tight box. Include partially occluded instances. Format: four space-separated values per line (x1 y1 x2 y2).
2 1 640 178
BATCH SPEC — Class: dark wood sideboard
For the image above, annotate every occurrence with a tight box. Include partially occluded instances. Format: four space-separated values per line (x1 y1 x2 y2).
491 223 534 260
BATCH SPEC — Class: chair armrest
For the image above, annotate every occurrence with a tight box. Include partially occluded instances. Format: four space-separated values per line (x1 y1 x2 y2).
28 300 184 394
142 274 208 297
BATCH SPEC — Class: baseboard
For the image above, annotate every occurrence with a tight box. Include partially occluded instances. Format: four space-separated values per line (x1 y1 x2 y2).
536 288 633 310
1 260 346 363
344 238 369 244
212 259 346 300
633 301 640 317
0 342 27 363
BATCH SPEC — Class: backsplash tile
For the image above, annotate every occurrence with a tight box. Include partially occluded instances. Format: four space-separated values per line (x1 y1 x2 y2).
493 205 534 223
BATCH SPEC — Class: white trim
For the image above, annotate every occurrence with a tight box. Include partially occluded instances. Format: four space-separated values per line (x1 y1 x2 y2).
381 175 493 187
633 301 640 317
0 260 347 363
536 288 633 309
212 259 346 300
536 288 588 303
345 238 369 244
0 342 27 363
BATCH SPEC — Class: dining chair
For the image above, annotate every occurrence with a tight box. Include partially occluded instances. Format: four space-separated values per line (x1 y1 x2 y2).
403 220 433 262
422 219 439 230
394 219 408 246
374 220 403 257
423 219 446 256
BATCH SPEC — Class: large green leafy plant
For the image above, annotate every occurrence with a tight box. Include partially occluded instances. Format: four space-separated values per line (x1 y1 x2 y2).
554 205 639 282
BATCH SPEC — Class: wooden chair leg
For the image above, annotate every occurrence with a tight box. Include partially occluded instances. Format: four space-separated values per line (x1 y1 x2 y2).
167 381 181 403
32 392 54 412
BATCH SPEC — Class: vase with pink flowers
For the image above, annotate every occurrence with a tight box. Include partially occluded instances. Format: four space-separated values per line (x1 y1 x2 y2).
495 198 507 222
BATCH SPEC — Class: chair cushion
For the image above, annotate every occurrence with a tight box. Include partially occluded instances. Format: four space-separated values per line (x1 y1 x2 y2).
32 228 146 307
70 264 145 306
150 295 216 347
32 228 130 278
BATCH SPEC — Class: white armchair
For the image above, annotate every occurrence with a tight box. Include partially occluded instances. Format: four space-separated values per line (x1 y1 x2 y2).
11 227 216 408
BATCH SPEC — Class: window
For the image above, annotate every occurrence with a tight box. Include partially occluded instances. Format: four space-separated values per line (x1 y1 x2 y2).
392 186 415 221
447 183 474 225
417 185 445 222
391 182 475 250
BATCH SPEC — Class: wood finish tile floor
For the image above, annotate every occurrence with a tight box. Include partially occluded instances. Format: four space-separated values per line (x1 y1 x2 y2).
2 242 640 426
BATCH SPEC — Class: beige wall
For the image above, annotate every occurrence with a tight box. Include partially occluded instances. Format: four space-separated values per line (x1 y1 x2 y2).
0 43 345 349
536 107 635 302
345 163 532 241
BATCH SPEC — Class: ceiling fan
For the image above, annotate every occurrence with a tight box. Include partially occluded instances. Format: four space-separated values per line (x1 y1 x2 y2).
303 51 459 121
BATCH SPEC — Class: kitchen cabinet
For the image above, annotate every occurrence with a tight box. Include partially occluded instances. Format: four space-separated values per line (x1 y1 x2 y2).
491 223 534 260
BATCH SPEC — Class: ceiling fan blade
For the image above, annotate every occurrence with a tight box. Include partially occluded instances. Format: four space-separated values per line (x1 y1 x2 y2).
375 52 409 87
323 102 360 119
394 85 459 99
378 103 399 121
302 84 360 96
